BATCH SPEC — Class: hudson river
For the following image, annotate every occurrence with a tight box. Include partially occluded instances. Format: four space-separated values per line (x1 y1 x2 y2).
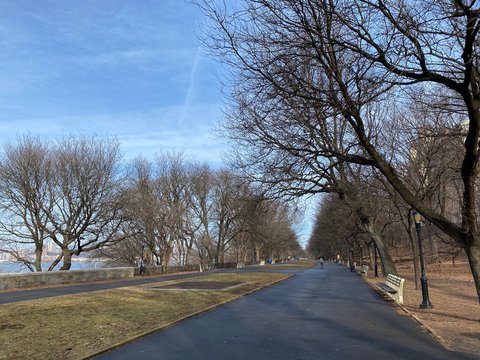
0 261 106 273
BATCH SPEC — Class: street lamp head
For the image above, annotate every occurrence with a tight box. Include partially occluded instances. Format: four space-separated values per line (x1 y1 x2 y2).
412 210 423 225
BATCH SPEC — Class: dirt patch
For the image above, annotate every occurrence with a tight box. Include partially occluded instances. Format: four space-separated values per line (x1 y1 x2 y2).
150 281 245 291
0 323 25 330
368 260 479 355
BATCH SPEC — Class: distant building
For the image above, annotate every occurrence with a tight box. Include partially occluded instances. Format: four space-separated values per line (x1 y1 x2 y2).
46 240 59 255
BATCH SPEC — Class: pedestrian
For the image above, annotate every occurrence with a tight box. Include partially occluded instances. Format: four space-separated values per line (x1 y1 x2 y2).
319 257 324 269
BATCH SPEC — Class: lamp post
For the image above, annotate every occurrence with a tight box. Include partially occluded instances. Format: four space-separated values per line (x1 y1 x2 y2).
374 243 378 277
412 210 433 309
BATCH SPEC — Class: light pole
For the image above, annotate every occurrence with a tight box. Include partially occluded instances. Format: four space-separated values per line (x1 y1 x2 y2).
374 243 378 277
412 210 433 309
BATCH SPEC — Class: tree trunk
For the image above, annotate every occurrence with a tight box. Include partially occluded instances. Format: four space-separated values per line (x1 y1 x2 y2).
429 235 440 264
60 249 72 270
185 247 191 266
34 246 43 272
360 217 397 276
164 247 173 271
368 244 375 269
465 235 480 302
254 242 262 262
48 253 63 271
215 240 225 265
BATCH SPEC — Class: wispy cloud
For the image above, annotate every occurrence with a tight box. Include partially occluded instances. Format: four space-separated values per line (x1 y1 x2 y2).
179 45 201 126
0 102 227 165
0 0 226 166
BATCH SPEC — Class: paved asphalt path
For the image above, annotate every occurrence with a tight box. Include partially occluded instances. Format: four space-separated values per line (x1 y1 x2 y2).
94 262 476 360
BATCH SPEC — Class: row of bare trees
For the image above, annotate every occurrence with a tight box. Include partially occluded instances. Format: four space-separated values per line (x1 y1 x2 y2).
0 136 301 271
198 0 480 302
100 152 301 270
308 109 468 286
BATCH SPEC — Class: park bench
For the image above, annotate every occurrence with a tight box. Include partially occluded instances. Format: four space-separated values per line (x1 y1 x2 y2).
199 263 215 272
360 265 369 277
378 274 405 304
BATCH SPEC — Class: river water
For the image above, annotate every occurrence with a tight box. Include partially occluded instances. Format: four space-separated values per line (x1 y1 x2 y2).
0 261 106 273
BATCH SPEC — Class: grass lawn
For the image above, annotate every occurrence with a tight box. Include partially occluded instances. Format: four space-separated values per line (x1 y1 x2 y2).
0 272 290 360
261 259 318 270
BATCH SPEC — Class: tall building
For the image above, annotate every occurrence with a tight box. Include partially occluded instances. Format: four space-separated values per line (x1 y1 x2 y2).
47 240 59 254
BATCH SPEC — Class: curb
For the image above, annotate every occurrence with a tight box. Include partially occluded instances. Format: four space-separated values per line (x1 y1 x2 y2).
83 273 295 359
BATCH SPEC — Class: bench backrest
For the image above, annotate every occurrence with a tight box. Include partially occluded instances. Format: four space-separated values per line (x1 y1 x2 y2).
385 273 405 304
386 274 403 288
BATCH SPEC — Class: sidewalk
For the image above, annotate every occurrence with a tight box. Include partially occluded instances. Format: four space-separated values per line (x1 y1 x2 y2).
94 263 476 360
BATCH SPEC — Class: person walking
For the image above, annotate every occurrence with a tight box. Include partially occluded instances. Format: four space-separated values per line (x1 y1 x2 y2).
319 257 324 269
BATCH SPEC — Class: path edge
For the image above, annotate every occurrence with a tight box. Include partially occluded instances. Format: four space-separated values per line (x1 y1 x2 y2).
83 273 294 360
363 276 449 349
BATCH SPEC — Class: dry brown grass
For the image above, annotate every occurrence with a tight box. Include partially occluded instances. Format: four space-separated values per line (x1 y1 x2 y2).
368 259 480 355
0 272 289 360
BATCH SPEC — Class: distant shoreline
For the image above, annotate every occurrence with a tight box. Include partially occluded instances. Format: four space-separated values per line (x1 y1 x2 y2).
0 260 106 273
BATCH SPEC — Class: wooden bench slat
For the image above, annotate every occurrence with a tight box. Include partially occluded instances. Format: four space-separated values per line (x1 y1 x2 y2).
378 273 405 304
378 283 397 294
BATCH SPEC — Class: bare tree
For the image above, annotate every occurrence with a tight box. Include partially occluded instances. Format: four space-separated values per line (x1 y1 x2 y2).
210 170 246 264
260 201 301 261
98 157 155 268
112 153 205 271
0 136 52 271
308 195 357 260
155 152 194 267
200 0 480 302
189 163 215 266
191 164 215 266
0 136 128 271
230 192 290 262
44 136 126 270
117 156 175 270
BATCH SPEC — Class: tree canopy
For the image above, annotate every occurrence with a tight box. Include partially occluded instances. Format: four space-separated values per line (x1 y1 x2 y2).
199 0 480 302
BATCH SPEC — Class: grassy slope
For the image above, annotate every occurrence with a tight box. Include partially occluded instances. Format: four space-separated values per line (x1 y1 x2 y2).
0 272 290 360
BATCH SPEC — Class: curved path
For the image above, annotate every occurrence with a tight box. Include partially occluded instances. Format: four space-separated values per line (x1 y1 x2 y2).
94 262 475 360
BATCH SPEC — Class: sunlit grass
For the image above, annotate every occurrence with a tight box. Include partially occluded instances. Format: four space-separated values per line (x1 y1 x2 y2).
261 259 318 270
0 272 289 360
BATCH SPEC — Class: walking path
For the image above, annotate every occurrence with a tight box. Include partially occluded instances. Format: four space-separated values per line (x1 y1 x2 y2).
93 262 476 360
0 271 211 304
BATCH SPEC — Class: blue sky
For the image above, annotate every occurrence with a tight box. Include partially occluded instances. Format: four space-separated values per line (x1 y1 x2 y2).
0 0 315 245
0 0 226 164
